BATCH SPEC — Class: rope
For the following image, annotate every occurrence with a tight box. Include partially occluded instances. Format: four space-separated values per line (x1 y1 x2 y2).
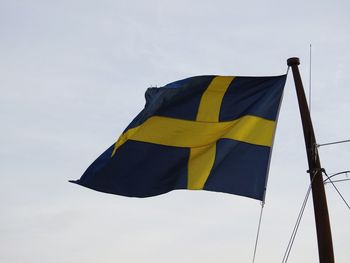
282 172 316 263
286 66 290 75
252 202 265 263
323 170 350 211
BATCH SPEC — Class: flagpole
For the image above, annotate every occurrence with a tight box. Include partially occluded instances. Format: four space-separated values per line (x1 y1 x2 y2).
287 57 334 263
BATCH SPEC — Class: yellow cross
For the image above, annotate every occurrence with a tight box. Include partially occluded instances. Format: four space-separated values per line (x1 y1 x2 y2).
111 77 276 190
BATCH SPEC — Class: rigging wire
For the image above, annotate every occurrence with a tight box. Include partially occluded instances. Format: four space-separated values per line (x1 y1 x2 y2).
325 178 350 184
317 139 350 148
309 43 312 113
282 172 316 263
323 170 350 211
281 169 350 263
252 202 265 263
323 171 350 183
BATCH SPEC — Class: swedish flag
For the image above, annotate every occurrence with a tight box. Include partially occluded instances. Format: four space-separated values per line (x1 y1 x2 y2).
71 75 286 201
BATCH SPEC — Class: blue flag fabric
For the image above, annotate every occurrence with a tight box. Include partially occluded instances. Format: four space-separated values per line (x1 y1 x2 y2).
71 75 286 201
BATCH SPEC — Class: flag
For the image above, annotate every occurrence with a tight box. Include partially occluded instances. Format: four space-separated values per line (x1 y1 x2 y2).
70 75 286 201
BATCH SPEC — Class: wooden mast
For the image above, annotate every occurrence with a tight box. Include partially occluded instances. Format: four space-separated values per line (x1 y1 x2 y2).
287 57 334 262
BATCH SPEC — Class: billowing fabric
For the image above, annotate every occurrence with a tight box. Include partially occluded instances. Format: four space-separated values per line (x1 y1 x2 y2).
71 75 286 201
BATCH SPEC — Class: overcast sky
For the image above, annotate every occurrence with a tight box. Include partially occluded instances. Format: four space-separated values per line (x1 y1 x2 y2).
1 0 350 262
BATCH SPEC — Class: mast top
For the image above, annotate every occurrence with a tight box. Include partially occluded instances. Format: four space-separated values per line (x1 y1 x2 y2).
287 57 300 66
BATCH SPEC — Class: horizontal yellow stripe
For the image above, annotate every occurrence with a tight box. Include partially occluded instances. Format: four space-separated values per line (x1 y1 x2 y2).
111 115 275 156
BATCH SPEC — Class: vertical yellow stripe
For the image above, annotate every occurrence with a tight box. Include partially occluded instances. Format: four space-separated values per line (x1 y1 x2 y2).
188 144 216 189
196 76 235 122
188 76 234 189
